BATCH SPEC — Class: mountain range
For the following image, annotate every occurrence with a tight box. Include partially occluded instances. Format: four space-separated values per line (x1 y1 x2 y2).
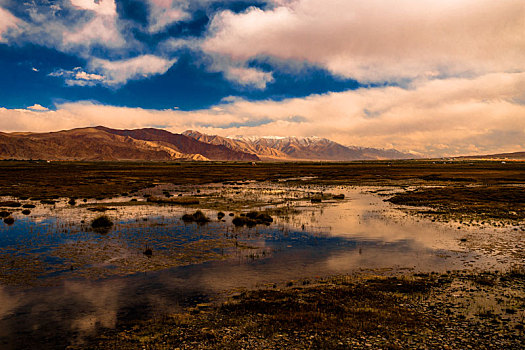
182 130 415 161
0 126 417 161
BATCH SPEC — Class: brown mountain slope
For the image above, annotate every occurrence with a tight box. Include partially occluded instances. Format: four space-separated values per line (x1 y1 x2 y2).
97 127 259 161
0 127 260 161
0 127 207 161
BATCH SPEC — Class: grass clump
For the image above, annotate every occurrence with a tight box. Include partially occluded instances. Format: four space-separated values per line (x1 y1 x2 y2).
233 212 273 227
91 215 114 231
246 211 273 224
182 210 210 223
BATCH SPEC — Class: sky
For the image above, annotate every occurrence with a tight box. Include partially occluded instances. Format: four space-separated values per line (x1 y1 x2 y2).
0 0 524 157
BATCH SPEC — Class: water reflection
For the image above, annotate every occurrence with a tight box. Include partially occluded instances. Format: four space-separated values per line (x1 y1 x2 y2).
0 185 514 349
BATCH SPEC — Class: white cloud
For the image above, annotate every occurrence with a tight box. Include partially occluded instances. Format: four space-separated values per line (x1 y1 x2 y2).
0 7 21 41
88 55 176 86
202 0 525 83
62 13 125 50
147 0 190 33
0 1 127 55
2 72 524 157
224 66 274 89
70 0 117 16
49 67 105 87
27 104 49 111
49 56 175 87
74 70 105 82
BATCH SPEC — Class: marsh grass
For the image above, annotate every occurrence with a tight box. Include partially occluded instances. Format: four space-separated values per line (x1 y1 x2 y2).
1 161 523 200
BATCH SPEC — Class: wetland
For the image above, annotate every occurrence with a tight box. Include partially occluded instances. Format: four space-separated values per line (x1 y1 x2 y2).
0 160 523 349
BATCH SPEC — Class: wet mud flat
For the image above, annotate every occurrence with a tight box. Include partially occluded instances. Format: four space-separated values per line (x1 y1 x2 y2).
0 160 524 349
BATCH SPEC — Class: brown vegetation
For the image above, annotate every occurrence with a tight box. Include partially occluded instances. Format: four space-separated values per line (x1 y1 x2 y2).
0 160 523 200
388 185 525 221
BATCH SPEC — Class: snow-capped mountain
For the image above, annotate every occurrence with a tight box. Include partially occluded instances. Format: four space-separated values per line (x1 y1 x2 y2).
183 131 417 161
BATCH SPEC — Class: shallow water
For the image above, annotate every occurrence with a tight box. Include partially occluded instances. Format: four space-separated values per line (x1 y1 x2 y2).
0 184 518 349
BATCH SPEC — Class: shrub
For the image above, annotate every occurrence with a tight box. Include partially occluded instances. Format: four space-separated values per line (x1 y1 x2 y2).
91 215 113 229
232 212 273 227
3 217 15 225
182 211 210 223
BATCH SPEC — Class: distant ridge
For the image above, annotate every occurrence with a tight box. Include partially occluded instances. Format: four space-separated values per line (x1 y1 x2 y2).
457 151 525 160
183 130 416 161
0 127 259 161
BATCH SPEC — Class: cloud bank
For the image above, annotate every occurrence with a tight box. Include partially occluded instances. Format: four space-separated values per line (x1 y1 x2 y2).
2 72 524 157
203 0 525 82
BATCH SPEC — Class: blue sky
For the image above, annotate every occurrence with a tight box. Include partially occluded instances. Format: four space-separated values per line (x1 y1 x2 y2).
0 0 524 156
0 0 360 110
